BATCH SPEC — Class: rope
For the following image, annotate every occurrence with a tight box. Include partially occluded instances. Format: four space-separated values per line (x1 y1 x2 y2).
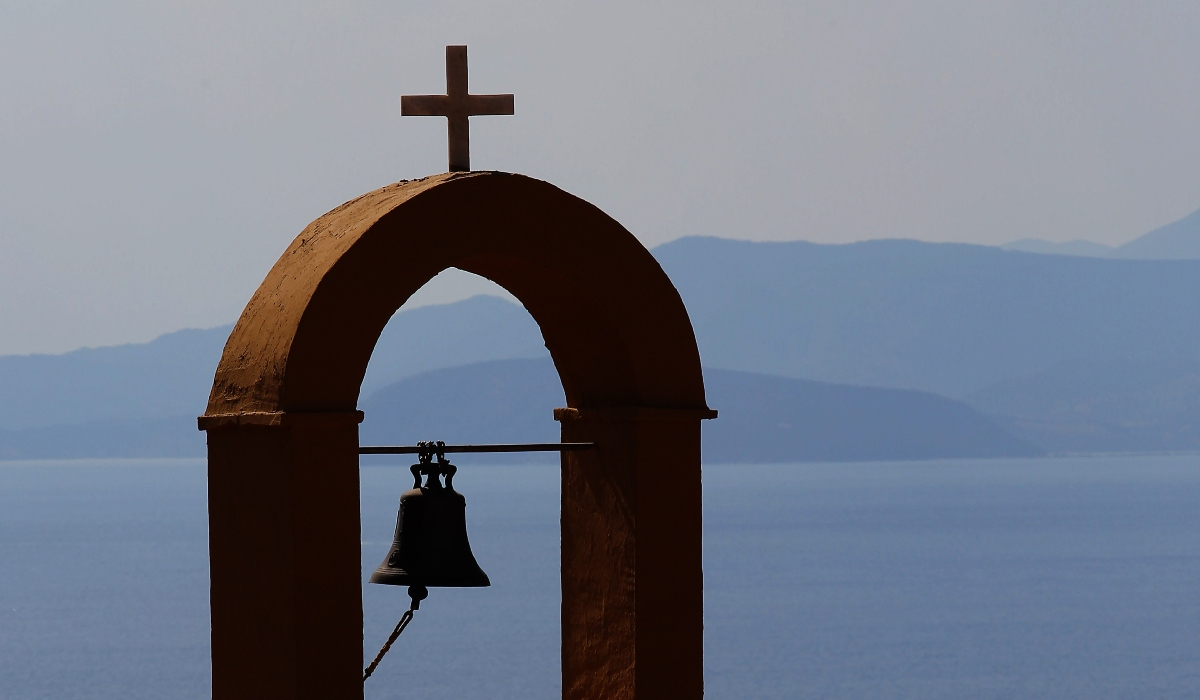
363 609 413 681
363 585 428 682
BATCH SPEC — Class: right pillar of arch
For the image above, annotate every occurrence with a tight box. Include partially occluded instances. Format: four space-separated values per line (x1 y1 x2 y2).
556 406 711 700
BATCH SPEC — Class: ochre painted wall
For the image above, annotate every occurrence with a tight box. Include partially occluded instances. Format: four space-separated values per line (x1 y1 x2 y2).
201 172 713 699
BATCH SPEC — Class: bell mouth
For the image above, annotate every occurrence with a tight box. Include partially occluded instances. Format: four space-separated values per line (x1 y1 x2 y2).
369 562 491 588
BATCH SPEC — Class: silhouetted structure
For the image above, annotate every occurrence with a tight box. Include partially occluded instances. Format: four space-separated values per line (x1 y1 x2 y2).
199 167 714 699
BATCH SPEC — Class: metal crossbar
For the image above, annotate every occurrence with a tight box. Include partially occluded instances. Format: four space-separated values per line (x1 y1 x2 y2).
358 442 595 455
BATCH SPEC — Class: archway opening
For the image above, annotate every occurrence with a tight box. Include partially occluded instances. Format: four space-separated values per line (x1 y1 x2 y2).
358 275 563 697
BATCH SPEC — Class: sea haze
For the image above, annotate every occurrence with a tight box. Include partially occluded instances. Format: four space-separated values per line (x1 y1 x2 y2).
2 456 1198 699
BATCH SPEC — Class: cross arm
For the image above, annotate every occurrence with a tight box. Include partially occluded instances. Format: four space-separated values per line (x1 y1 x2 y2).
465 94 515 116
401 94 452 116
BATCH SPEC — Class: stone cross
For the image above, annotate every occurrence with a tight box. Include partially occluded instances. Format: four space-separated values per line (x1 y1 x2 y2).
402 45 515 172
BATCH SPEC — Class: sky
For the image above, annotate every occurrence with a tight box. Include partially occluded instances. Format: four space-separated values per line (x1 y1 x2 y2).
2 1 1200 355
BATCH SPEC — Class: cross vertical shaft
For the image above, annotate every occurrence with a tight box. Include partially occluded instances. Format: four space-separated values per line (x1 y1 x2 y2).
445 46 470 173
402 45 515 172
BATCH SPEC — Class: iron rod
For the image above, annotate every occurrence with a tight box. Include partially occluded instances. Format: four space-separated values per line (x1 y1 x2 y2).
359 442 595 455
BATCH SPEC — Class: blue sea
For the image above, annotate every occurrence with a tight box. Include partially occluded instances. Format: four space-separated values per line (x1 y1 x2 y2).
2 456 1198 699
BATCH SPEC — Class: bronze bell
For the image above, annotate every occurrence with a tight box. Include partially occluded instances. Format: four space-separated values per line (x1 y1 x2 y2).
370 446 490 588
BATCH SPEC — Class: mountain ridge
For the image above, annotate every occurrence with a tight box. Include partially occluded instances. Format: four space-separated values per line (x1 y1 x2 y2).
1000 204 1200 260
1115 206 1200 259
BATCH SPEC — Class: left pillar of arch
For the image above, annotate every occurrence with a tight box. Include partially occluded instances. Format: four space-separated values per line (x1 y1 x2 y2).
199 410 366 700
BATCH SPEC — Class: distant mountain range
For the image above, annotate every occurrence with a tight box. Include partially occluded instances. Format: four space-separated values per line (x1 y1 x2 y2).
1002 205 1200 260
359 359 1040 463
0 295 545 434
656 237 1200 397
3 232 1200 460
0 295 548 460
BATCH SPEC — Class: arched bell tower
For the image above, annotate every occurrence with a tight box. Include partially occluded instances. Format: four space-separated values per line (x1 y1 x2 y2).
199 171 714 699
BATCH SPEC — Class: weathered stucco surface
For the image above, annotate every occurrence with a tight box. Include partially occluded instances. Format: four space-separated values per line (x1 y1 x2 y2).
206 171 708 417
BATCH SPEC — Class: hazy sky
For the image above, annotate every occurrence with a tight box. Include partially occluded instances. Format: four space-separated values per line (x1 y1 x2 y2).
3 1 1200 354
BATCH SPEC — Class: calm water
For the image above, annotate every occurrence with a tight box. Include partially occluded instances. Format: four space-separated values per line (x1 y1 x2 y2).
1 456 1198 699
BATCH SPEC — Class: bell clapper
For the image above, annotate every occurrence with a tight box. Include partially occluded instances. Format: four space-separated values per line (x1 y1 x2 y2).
407 584 428 610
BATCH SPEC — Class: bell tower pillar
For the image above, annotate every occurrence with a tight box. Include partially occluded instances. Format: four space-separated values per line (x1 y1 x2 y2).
557 408 708 699
201 412 365 699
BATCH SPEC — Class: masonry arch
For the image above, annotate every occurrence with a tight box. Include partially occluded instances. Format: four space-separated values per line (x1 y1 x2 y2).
200 171 713 700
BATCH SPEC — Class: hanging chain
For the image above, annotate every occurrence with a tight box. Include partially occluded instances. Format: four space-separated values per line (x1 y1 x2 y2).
363 585 429 682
